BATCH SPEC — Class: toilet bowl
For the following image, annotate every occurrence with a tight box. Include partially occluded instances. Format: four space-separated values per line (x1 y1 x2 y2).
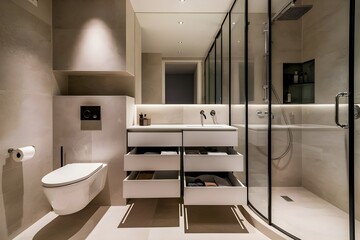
41 163 108 215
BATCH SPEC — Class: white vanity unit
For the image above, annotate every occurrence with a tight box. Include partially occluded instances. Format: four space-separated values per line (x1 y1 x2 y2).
183 128 246 205
123 124 246 205
123 129 182 198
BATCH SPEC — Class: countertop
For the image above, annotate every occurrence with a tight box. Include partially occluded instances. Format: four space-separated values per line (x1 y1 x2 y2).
233 123 341 131
127 124 238 132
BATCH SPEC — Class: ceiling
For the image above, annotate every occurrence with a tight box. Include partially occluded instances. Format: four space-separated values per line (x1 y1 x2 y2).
130 0 234 58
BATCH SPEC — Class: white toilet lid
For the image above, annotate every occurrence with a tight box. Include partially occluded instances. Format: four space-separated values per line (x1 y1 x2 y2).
41 163 103 187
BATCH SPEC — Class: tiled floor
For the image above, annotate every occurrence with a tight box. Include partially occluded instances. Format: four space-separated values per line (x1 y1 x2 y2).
248 186 360 240
271 187 360 240
14 202 271 240
17 187 360 240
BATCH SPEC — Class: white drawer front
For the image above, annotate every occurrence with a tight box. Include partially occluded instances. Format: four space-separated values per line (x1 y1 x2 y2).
124 148 180 171
184 151 243 172
184 173 246 205
123 171 180 198
128 132 182 147
183 131 238 147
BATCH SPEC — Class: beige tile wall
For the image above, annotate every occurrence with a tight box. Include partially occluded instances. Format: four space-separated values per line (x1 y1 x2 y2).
53 96 134 206
302 0 349 103
68 75 135 96
52 0 134 73
141 53 163 104
0 1 66 239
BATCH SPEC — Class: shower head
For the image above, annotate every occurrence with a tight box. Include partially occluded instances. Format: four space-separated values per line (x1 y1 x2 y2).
272 2 313 22
277 5 313 20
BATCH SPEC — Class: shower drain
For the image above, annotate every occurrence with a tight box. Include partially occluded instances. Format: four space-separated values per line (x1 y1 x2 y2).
281 196 294 202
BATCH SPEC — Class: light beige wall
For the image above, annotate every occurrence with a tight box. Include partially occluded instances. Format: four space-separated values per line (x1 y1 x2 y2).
300 0 350 213
12 0 52 25
0 1 66 239
272 20 302 102
52 0 133 73
53 96 134 206
68 76 135 97
248 14 267 103
142 53 163 104
302 0 349 103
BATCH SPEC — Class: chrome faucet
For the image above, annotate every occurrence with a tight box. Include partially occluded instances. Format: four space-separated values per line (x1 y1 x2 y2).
200 110 207 126
210 110 217 124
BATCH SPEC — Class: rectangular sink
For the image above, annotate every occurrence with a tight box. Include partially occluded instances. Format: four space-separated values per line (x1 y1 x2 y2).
185 124 226 128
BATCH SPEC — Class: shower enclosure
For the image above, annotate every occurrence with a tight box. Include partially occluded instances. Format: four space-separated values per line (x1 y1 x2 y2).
244 0 359 239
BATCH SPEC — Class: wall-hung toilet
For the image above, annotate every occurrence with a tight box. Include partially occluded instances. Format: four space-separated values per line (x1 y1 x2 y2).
41 163 108 215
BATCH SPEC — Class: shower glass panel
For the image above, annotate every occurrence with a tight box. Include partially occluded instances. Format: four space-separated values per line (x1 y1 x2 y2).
230 0 246 184
231 1 246 105
209 45 216 104
222 14 230 105
354 0 360 238
271 0 351 239
216 33 222 104
205 57 210 104
247 0 270 220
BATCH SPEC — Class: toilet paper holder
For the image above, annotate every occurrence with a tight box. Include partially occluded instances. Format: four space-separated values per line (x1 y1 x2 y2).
8 145 36 153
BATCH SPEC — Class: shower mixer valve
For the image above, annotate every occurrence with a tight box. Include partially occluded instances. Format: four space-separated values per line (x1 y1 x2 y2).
256 110 274 119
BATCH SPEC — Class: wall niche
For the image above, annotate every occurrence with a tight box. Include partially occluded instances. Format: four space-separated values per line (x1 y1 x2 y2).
283 59 315 104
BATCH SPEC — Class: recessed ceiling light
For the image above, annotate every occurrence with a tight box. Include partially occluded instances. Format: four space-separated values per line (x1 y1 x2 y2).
178 41 183 44
178 21 184 25
179 0 186 2
232 22 236 25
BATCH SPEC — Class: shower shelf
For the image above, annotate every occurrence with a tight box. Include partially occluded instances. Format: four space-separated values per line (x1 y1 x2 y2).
283 59 315 104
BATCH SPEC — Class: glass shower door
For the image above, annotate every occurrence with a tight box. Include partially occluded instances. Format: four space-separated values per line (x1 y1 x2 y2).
247 0 270 220
270 0 351 239
354 0 360 238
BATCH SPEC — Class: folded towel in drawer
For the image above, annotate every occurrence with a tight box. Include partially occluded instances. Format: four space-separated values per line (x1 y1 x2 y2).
161 151 177 155
186 176 205 186
207 152 228 156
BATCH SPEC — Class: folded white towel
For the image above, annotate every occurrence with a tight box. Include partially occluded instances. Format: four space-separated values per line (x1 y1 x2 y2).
161 151 178 155
207 152 228 156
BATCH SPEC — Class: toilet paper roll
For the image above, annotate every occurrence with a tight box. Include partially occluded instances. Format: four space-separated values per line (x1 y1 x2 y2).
11 146 36 162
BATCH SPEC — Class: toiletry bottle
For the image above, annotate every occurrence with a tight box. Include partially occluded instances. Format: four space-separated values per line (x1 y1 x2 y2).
143 114 148 126
293 71 298 84
139 113 144 126
287 91 292 103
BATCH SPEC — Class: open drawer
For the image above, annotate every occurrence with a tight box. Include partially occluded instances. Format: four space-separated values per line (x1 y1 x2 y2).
184 147 243 171
124 147 180 171
123 171 180 198
184 172 246 205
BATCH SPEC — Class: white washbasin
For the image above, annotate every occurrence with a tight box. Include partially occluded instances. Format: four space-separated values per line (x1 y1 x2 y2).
184 124 237 131
185 124 226 128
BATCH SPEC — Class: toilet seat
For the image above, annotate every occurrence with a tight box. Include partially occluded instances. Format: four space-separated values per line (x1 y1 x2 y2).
42 163 103 188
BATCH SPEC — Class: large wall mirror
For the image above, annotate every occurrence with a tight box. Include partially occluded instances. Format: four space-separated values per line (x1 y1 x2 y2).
131 0 234 104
